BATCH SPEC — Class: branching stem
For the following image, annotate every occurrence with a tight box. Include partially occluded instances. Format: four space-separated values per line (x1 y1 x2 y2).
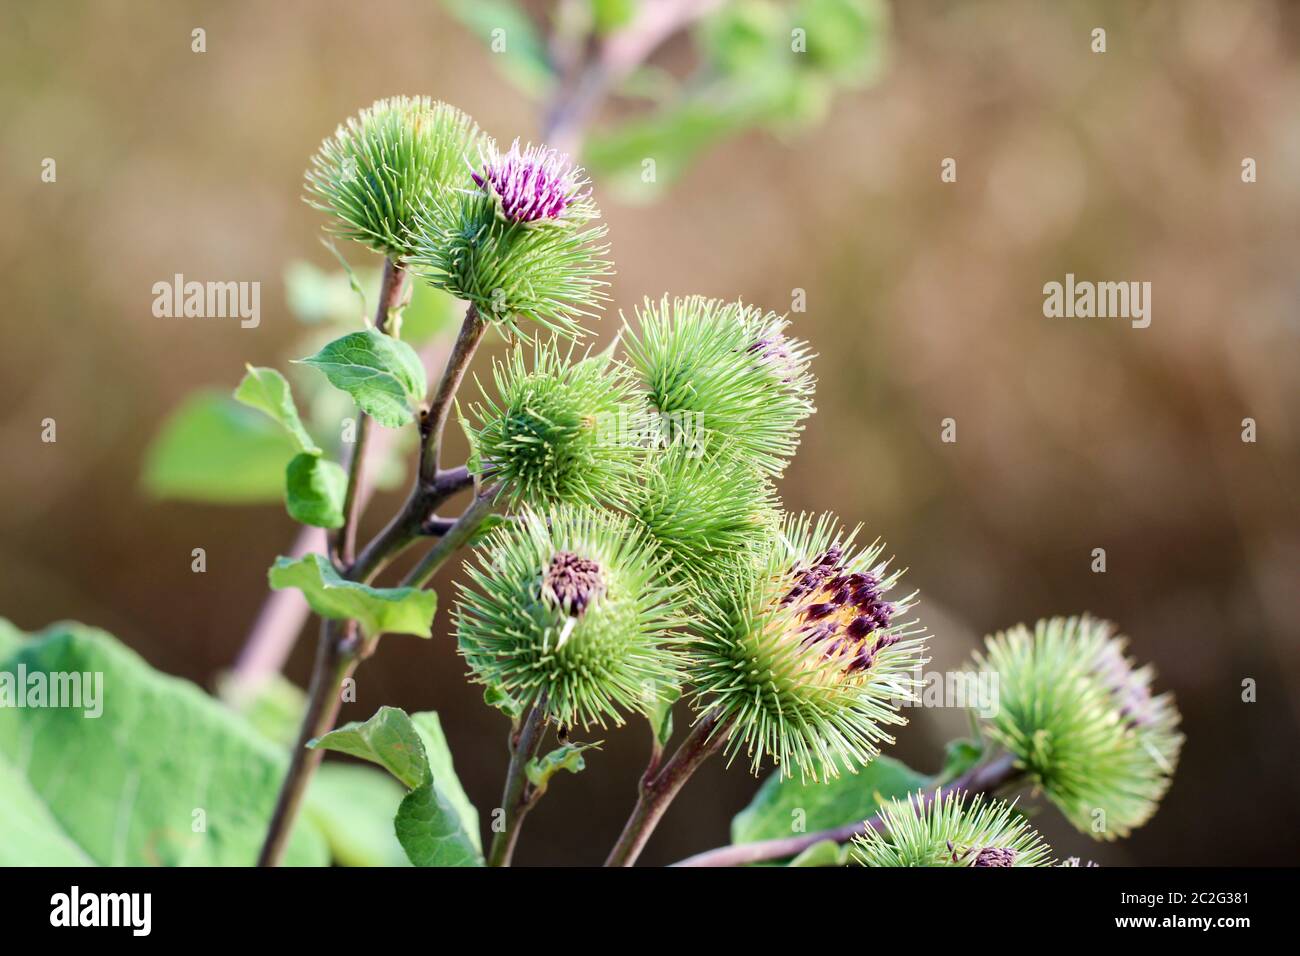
603 709 732 867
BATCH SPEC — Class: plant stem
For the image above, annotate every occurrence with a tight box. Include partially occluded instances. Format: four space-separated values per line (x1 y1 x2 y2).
347 300 487 582
487 694 550 867
333 257 408 567
604 709 731 867
257 618 360 867
348 464 473 583
401 484 501 588
669 751 1024 867
420 304 487 483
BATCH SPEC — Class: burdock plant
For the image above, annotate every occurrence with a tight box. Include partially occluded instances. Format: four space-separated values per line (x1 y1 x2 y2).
209 95 1184 868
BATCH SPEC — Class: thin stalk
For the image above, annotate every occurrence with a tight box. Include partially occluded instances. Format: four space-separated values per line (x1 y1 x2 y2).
420 304 487 482
669 751 1023 867
257 618 360 867
401 485 501 588
347 300 487 582
333 257 408 567
604 709 731 867
348 464 473 583
487 694 550 867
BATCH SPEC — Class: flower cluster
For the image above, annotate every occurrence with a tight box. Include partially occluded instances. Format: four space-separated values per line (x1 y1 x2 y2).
298 96 1185 868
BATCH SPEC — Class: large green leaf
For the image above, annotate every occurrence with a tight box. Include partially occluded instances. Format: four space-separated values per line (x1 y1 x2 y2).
0 755 95 865
142 391 299 503
0 621 327 866
311 706 482 866
267 554 437 638
233 365 320 455
284 453 347 529
731 755 929 846
298 329 427 428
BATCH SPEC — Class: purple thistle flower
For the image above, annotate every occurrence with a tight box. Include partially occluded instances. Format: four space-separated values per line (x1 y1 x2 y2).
970 847 1017 867
778 546 902 677
472 139 586 224
543 551 605 618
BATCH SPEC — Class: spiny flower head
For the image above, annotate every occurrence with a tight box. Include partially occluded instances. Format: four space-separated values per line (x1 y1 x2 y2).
472 139 589 223
851 791 1055 867
972 616 1183 841
630 445 779 583
624 296 815 476
688 512 927 781
304 96 481 257
464 340 642 510
407 141 610 338
455 506 683 729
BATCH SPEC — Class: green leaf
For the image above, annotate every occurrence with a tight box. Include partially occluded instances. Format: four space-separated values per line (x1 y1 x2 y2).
304 763 411 867
395 779 482 867
233 365 321 454
0 755 95 865
311 706 482 866
934 737 984 786
310 706 427 789
483 685 523 719
525 740 601 794
268 554 436 639
466 513 508 546
788 839 851 867
408 712 480 846
284 453 347 528
731 755 929 846
142 391 299 503
298 329 428 428
0 621 328 866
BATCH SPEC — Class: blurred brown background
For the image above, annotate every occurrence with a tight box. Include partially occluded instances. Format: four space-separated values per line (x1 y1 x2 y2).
1 0 1297 865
